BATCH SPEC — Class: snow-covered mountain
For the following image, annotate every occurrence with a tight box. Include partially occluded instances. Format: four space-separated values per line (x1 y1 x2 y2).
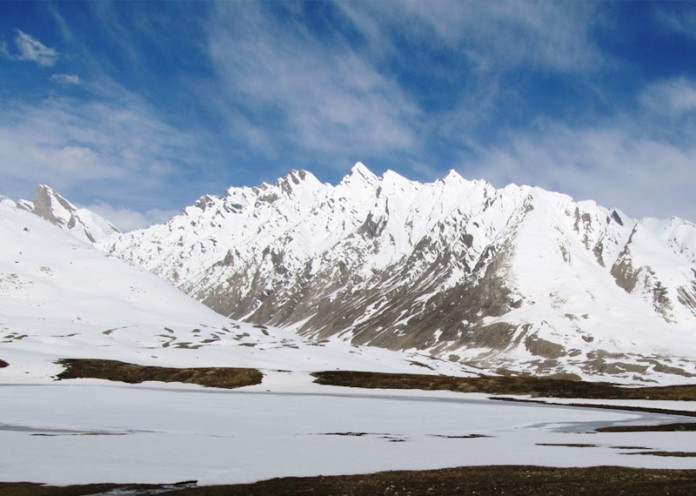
99 163 696 382
17 184 119 243
3 182 696 489
0 195 461 382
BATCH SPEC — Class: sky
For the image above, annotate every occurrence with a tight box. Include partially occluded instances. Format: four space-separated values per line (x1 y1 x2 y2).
1 1 696 230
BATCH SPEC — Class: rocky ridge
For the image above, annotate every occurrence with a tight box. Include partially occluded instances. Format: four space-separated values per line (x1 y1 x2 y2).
17 184 119 243
96 163 696 380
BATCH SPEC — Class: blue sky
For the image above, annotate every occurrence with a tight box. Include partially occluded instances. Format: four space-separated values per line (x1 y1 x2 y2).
2 1 696 229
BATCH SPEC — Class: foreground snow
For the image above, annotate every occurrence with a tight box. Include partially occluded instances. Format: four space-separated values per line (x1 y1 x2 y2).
2 377 696 486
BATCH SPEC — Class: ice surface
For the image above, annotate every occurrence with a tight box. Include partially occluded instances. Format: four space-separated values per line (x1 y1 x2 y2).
2 382 696 486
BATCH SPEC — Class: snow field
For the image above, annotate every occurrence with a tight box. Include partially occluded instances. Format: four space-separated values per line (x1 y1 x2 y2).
2 381 696 486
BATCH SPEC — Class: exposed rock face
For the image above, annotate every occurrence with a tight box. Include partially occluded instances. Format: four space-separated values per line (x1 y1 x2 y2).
21 185 120 243
99 163 696 380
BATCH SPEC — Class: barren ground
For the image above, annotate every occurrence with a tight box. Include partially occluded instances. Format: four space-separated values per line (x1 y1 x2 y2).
4 466 696 495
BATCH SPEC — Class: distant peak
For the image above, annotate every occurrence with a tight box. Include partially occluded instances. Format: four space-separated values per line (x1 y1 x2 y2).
381 169 412 188
274 169 323 198
35 184 72 206
32 184 76 224
444 169 464 183
351 161 374 176
288 169 305 182
284 168 318 185
344 162 378 184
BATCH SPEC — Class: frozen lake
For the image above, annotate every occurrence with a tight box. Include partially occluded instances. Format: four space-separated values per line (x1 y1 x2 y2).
2 376 696 486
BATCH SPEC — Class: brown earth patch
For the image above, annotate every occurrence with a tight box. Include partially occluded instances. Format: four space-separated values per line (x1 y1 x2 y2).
429 433 490 439
537 443 598 448
0 359 7 368
322 432 370 437
611 446 651 450
55 358 262 389
5 466 696 495
312 370 696 400
493 396 696 418
524 334 566 359
627 452 696 458
597 422 696 433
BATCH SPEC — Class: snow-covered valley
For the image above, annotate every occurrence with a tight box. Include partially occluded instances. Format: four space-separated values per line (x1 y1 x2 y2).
2 180 696 488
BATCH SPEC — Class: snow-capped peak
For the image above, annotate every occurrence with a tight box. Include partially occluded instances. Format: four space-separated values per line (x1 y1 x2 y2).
20 185 120 244
343 161 379 185
275 169 325 200
443 169 464 184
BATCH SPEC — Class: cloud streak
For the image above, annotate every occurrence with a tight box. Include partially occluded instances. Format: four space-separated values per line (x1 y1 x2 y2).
0 90 200 213
51 73 81 85
640 78 696 116
206 3 420 169
14 30 59 66
356 0 602 73
466 121 696 222
82 201 177 231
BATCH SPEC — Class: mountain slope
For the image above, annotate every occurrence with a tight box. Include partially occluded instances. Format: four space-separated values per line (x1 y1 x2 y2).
0 195 464 383
100 163 696 381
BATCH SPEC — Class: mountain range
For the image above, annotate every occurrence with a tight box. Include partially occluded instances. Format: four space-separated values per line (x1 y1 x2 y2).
85 162 696 382
1 188 462 383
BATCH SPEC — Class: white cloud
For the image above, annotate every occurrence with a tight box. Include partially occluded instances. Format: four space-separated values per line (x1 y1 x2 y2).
51 73 81 85
206 3 420 161
0 106 121 187
0 89 199 209
14 30 59 66
202 1 605 177
640 78 696 116
83 202 177 231
465 123 696 222
340 0 602 74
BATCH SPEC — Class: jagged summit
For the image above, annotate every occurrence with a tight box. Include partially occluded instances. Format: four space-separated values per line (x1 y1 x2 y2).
99 163 696 381
340 161 379 188
17 185 119 244
350 161 373 176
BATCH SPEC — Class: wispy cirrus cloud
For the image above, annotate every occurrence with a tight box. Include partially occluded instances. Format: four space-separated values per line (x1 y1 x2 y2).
0 89 201 215
349 0 602 73
51 73 81 85
203 0 601 177
465 121 696 222
14 30 59 66
82 201 177 231
206 3 420 169
657 4 696 41
640 78 696 116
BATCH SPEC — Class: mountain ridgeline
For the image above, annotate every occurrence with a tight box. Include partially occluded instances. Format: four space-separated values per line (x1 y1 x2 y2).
99 163 696 380
18 184 120 243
